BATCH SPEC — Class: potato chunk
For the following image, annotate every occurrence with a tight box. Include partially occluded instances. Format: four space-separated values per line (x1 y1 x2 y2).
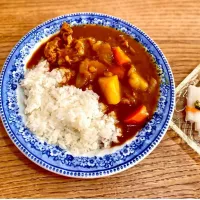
98 75 121 105
128 65 148 91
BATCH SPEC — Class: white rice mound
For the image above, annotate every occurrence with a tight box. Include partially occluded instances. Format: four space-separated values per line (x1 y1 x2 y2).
21 60 121 154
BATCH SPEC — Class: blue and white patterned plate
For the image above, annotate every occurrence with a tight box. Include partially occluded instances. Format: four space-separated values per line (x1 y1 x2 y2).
0 13 175 178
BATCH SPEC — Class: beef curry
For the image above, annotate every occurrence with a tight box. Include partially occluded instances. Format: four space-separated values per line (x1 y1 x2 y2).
27 22 160 146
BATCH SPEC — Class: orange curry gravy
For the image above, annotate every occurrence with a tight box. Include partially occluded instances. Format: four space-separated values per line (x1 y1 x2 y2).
27 24 160 146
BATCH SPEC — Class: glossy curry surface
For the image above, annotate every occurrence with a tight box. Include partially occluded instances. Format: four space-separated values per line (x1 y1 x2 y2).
27 23 160 146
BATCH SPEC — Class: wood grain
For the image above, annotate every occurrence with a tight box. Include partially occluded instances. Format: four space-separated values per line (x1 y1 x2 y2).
1 0 200 198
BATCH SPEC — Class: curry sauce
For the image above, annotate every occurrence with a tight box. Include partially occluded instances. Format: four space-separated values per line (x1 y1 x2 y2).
27 23 160 146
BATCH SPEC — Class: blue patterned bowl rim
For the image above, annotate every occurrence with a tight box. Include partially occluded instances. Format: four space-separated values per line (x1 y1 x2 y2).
0 12 175 178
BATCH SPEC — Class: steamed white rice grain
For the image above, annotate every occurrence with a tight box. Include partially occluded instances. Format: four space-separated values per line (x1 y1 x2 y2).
21 60 121 154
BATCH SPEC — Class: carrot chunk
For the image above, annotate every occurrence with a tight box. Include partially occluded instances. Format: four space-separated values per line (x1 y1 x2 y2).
112 47 131 65
124 105 149 124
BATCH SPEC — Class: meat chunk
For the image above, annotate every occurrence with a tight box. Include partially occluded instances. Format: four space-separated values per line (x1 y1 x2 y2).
76 59 107 88
60 22 73 46
60 22 73 35
92 41 113 65
63 34 73 46
57 48 72 65
59 37 96 64
74 38 98 57
75 39 85 56
79 59 106 77
87 37 96 46
44 37 60 63
89 60 107 76
57 46 81 65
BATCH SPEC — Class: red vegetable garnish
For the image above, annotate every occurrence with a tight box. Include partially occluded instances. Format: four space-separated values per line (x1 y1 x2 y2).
112 46 131 65
124 105 149 124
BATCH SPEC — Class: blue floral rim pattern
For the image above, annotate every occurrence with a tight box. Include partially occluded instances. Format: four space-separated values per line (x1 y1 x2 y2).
0 13 175 178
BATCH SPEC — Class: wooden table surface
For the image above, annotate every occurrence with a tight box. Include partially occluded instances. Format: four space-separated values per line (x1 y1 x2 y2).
1 0 200 198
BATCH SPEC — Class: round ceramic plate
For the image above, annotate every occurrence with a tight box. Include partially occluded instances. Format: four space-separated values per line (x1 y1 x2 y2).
0 13 175 178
